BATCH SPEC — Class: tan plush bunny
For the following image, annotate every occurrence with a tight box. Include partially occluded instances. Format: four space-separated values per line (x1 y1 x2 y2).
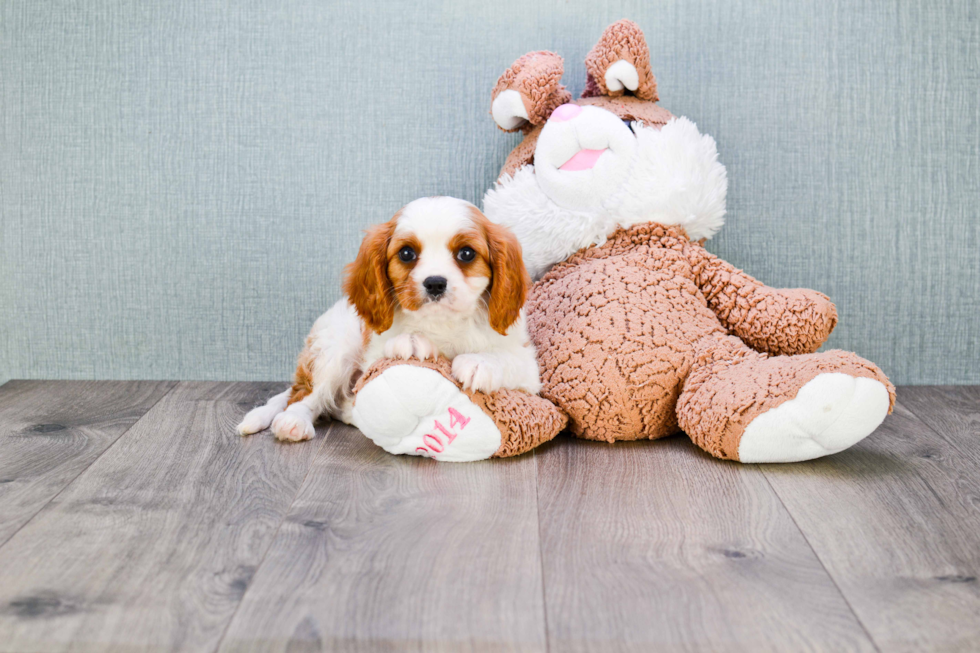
351 20 894 463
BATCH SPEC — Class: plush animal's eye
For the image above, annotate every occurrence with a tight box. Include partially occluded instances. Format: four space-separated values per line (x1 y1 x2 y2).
622 118 635 133
456 246 476 263
398 246 417 263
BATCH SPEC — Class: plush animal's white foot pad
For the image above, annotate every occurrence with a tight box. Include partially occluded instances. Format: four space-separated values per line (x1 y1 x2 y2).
352 366 501 462
738 373 890 463
271 412 315 442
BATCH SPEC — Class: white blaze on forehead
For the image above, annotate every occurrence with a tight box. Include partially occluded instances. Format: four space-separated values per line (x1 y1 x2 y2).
394 196 476 242
393 197 485 312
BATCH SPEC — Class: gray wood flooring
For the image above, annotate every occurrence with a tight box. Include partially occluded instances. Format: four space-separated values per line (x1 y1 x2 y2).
0 381 977 652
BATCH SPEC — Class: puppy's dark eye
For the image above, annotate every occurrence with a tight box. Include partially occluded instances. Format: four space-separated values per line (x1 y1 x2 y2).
622 118 635 133
398 246 417 263
456 246 476 263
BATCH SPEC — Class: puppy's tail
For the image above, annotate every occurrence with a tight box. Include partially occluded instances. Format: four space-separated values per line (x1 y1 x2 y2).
237 389 291 436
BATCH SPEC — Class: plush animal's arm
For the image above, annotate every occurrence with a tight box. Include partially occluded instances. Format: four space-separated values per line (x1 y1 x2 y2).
687 243 838 356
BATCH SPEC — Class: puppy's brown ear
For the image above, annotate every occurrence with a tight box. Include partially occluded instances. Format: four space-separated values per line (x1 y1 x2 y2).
343 220 396 334
482 213 530 335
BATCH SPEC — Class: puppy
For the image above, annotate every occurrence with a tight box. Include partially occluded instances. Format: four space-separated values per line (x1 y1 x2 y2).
238 196 541 442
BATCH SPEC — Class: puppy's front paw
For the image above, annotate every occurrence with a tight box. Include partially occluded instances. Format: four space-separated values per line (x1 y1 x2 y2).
271 412 315 442
452 354 504 394
384 333 436 361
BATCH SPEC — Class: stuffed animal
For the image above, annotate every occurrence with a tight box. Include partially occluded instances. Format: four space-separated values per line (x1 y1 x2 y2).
351 19 894 463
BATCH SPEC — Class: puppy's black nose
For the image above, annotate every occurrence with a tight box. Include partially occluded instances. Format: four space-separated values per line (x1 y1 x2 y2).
423 276 447 297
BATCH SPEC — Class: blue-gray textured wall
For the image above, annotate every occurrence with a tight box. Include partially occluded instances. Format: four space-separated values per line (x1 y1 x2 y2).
2 0 978 386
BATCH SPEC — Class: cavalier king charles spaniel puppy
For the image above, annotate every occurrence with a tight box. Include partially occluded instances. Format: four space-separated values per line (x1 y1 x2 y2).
238 196 541 442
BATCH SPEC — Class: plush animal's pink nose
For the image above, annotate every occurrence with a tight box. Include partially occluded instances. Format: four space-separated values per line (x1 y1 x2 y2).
549 103 582 122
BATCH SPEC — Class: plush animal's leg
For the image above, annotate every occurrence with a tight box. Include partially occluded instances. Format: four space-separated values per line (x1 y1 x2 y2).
676 334 895 462
237 389 290 436
351 358 566 462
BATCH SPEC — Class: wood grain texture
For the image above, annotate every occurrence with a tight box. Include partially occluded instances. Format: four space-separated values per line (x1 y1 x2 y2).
0 380 176 546
2 382 978 651
218 424 546 653
534 436 874 653
897 387 980 453
0 381 326 653
762 390 980 652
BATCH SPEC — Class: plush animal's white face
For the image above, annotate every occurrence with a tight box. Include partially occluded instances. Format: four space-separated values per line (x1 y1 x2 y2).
484 107 728 280
533 104 637 211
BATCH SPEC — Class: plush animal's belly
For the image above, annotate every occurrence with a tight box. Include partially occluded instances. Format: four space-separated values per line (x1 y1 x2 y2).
527 251 724 442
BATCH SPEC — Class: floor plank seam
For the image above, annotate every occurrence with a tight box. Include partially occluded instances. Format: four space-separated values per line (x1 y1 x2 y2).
0 380 179 552
211 421 337 653
758 469 882 653
532 449 551 653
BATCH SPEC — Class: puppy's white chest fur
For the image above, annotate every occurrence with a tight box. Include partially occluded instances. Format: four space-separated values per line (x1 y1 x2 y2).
365 307 526 366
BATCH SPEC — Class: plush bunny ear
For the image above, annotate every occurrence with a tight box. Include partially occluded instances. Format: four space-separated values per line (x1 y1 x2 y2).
491 51 572 132
582 20 658 102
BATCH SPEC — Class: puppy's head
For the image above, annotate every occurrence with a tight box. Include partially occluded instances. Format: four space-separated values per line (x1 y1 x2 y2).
343 197 529 335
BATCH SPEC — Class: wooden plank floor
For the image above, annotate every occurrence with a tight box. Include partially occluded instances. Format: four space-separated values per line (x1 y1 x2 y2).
0 382 977 652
